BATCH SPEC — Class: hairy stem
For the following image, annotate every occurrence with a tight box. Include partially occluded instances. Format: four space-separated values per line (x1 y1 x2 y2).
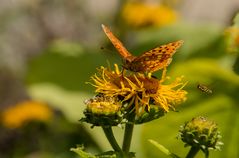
122 112 136 153
102 126 122 152
186 146 200 158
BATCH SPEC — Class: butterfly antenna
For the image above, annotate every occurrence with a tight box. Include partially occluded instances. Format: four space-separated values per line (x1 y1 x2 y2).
106 59 111 69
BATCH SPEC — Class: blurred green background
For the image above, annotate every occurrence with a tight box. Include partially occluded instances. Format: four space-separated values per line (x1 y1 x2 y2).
0 0 239 158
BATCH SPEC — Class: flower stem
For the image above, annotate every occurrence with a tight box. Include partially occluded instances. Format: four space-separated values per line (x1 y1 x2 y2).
122 112 135 153
102 126 122 152
204 150 209 158
186 146 200 158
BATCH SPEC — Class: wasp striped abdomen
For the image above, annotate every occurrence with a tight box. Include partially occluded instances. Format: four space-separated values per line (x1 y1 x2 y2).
197 84 212 94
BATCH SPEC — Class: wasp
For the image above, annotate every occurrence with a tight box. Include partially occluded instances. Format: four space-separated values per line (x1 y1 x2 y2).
197 83 212 94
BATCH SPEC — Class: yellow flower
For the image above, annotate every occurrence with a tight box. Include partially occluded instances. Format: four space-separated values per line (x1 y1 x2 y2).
2 100 53 128
224 13 239 53
225 27 239 53
85 94 121 115
90 64 187 115
82 94 124 126
122 2 178 27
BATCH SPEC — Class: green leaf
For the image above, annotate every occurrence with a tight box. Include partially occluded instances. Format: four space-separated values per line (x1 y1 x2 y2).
26 41 119 92
71 145 96 158
71 147 136 158
96 151 135 158
48 39 84 57
148 139 180 158
27 83 90 122
233 13 239 27
133 23 223 59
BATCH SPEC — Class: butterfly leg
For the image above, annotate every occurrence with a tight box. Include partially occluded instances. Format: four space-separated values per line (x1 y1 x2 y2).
147 72 152 78
160 67 167 83
121 67 126 79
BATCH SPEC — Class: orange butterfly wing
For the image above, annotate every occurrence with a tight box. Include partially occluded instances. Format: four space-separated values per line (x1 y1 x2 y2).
102 24 184 73
129 40 184 72
101 24 134 61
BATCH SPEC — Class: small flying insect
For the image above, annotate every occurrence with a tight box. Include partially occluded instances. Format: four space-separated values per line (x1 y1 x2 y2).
197 83 212 94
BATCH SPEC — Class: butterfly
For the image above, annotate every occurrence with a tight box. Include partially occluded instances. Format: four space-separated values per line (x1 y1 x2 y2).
102 24 184 73
197 83 213 94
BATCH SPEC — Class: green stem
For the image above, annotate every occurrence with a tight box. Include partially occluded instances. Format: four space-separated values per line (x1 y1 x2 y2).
122 112 136 153
186 146 200 158
204 149 209 158
102 126 122 152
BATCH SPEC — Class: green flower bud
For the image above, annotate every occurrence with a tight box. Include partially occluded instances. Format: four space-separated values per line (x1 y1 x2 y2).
179 116 223 152
134 105 165 124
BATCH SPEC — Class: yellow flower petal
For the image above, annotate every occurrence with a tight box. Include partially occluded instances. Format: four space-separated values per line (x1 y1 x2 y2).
89 64 187 115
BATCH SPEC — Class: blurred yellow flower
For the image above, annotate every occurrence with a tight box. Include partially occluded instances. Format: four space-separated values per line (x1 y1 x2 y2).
122 2 178 27
90 64 187 115
224 13 239 53
225 27 239 53
2 101 53 128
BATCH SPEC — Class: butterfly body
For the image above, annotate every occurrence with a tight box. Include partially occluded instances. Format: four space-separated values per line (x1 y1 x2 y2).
102 24 183 73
